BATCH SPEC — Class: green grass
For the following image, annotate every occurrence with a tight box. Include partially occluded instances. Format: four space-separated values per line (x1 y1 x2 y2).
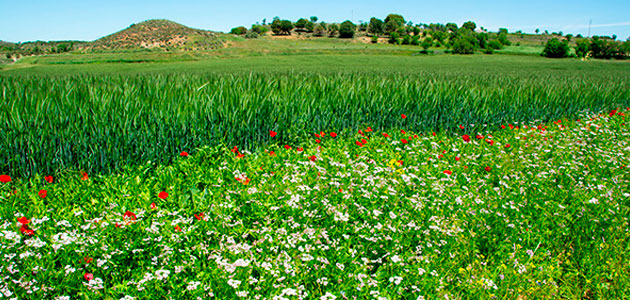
1 112 629 299
1 54 629 178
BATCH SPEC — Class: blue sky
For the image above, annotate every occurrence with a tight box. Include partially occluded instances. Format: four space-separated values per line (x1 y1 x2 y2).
1 0 629 42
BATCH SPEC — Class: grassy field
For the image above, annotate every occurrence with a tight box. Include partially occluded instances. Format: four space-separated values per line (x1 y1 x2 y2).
0 47 629 299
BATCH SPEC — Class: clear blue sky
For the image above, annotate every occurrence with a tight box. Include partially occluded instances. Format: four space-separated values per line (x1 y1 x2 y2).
1 0 629 42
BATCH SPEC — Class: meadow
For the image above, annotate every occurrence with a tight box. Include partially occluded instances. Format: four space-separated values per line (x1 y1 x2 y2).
0 52 629 299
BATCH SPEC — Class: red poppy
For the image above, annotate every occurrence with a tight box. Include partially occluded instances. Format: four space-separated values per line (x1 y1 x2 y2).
505 144 511 148
330 132 338 138
308 155 317 162
397 160 404 166
358 129 364 136
237 153 244 158
150 202 156 209
609 109 617 117
269 151 276 156
180 151 189 157
284 145 291 150
174 225 182 232
459 125 464 130
194 212 204 221
243 177 251 185
476 135 484 140
355 141 363 147
297 147 304 152
501 125 506 129
158 191 168 200
315 139 321 143
38 189 47 199
432 132 436 136
443 170 453 175
401 130 406 134
315 133 320 138
84 257 93 264
382 133 390 138
401 114 407 119
486 139 494 146
84 273 93 281
0 175 10 183
366 127 373 132
484 166 492 172
361 138 367 144
81 171 89 181
320 131 326 137
455 157 460 161
401 139 408 144
462 135 471 142
270 131 277 137
44 176 53 183
18 217 30 225
123 211 137 221
20 225 34 236
231 146 239 153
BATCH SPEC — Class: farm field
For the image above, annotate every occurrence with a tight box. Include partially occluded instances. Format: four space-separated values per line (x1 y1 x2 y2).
1 49 630 300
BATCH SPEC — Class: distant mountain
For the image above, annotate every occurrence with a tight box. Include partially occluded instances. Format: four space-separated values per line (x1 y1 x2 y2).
90 19 223 50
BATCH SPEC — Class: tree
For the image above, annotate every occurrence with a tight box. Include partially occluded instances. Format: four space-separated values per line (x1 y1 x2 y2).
452 38 474 54
498 28 508 34
421 39 432 51
251 25 268 35
488 40 503 50
313 24 327 37
541 38 570 58
368 18 384 36
339 20 356 38
328 24 339 37
310 16 318 23
590 37 615 59
230 26 247 35
388 32 400 44
271 19 293 35
384 14 405 34
295 18 309 30
446 23 458 32
565 34 573 42
575 39 590 58
462 21 476 31
535 28 540 34
498 33 511 46
412 26 420 36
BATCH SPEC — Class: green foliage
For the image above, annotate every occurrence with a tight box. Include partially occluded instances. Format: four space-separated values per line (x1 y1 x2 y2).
462 21 476 31
388 32 400 44
401 35 411 45
498 28 508 34
368 18 384 36
384 14 405 34
498 33 511 46
452 38 475 54
244 31 259 39
590 37 616 59
250 24 268 35
313 24 327 37
338 21 356 38
295 18 309 29
542 38 570 58
327 24 339 37
270 19 294 35
421 39 432 50
575 39 590 58
310 16 318 23
230 26 247 35
446 22 458 32
371 35 378 43
488 40 503 50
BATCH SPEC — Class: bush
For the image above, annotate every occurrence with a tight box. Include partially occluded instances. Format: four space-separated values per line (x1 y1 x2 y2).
368 18 384 36
371 35 379 44
230 26 247 35
590 37 615 59
339 21 356 38
401 35 411 45
313 24 326 37
498 33 511 46
251 25 268 35
542 38 570 58
328 24 339 37
388 32 400 44
452 38 474 54
245 31 259 39
575 39 590 58
488 40 503 50
271 19 293 35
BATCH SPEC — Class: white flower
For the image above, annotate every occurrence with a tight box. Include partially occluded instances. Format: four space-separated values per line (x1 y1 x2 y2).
155 269 170 280
320 292 337 300
236 291 249 297
389 211 397 219
187 281 201 291
389 276 403 285
55 297 70 300
391 255 401 263
120 296 136 300
588 198 599 204
227 279 241 289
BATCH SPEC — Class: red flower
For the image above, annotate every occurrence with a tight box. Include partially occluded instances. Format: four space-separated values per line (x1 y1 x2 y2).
44 176 53 183
237 153 245 158
84 257 93 264
504 144 511 148
297 147 304 152
330 132 338 138
358 129 364 136
484 166 492 172
401 130 406 134
486 139 495 146
150 202 156 209
84 273 93 281
0 175 11 183
355 141 363 147
476 135 484 140
361 138 367 144
284 145 291 150
269 151 276 156
81 172 89 181
308 155 317 162
382 133 390 138
609 109 618 117
462 135 471 142
180 151 189 157
20 225 34 236
315 133 320 138
501 125 506 129
455 157 460 161
397 160 404 166
459 125 464 130
231 146 239 153
158 191 168 200
123 211 137 221
315 139 321 143
38 189 47 199
443 170 453 175
401 139 408 144
432 132 436 136
320 131 326 137
366 127 373 132
18 217 30 225
270 131 277 137
174 225 182 232
194 212 205 221
401 114 407 119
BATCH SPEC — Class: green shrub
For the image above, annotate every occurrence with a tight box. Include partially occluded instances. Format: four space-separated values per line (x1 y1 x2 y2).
542 38 570 58
371 35 379 43
230 26 247 35
452 38 474 54
245 31 259 39
488 40 503 50
338 21 356 38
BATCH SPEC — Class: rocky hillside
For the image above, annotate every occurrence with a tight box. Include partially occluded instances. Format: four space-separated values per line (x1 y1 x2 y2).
90 19 223 51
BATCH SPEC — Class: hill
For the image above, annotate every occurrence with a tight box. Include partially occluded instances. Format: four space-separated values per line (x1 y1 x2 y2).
90 19 223 51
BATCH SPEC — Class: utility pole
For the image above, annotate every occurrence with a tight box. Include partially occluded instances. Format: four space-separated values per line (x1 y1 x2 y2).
587 19 592 38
